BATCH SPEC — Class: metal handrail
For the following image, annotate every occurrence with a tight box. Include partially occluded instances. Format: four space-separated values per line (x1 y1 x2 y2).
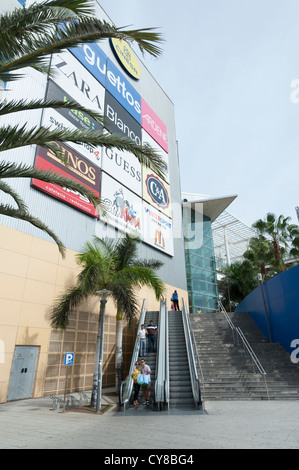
154 299 169 410
119 299 147 410
236 327 270 401
186 312 205 408
218 301 270 401
181 298 203 410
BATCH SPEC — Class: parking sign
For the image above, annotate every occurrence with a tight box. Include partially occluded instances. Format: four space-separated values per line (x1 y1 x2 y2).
64 353 74 366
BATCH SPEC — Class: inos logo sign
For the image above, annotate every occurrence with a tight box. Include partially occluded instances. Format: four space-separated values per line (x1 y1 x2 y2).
145 174 170 210
110 38 141 80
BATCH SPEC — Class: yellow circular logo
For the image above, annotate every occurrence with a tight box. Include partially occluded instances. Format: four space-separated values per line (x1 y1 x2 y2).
110 38 141 80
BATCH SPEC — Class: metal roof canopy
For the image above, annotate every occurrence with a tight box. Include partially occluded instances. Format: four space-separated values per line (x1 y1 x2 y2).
182 192 257 267
212 210 257 266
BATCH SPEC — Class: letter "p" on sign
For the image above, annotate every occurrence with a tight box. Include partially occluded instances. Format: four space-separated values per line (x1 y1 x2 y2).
64 353 74 365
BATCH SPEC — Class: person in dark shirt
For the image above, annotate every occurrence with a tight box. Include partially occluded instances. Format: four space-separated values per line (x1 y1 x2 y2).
172 290 180 311
146 320 158 353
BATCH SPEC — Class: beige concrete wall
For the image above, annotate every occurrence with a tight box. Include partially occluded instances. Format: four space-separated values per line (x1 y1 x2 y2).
0 225 188 403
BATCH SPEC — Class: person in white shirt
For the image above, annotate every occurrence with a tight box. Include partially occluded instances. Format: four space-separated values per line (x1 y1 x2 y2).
138 324 147 357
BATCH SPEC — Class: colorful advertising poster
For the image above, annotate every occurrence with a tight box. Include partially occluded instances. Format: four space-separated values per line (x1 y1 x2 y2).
101 135 142 197
142 129 169 183
32 143 101 217
41 108 102 167
141 98 168 153
104 91 141 145
51 50 105 114
143 202 174 256
100 173 142 237
142 167 172 218
106 58 141 124
46 79 103 133
69 43 107 88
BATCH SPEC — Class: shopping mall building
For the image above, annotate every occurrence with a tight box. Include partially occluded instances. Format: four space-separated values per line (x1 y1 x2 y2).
0 0 189 402
0 0 250 403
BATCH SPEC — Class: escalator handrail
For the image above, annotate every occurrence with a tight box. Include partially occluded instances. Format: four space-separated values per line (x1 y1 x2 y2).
119 299 147 410
154 299 169 408
181 298 203 409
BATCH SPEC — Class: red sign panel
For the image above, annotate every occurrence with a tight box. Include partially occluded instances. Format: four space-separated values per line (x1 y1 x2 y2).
32 143 100 217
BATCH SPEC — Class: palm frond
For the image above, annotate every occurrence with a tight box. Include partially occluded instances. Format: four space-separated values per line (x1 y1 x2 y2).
0 161 100 208
0 203 65 257
0 16 162 77
0 180 28 211
0 98 105 125
51 282 88 328
0 125 167 179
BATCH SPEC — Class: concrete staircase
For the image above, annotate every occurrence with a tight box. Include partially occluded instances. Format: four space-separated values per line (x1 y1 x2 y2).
189 312 299 401
168 311 194 408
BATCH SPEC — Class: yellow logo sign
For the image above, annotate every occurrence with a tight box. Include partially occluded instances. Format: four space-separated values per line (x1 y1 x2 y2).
110 38 141 80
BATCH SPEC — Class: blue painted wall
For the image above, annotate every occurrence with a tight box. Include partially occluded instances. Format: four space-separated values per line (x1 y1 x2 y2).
236 264 299 353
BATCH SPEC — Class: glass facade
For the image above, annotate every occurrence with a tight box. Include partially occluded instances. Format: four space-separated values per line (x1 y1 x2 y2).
184 211 219 313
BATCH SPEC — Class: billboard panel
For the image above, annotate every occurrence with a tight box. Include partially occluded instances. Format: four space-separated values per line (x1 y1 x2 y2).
106 58 141 123
142 129 169 183
69 43 107 88
142 167 172 218
51 50 105 114
141 98 168 153
101 138 142 196
100 173 142 237
143 202 174 256
104 91 141 145
46 79 103 133
32 143 100 217
41 108 102 167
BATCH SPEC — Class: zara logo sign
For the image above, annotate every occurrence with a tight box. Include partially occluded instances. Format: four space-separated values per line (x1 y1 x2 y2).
145 174 169 209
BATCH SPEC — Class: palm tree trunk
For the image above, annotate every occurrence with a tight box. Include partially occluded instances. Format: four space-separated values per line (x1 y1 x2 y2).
91 303 104 408
115 313 123 394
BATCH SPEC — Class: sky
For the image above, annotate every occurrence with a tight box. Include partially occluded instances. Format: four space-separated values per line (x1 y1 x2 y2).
98 0 299 228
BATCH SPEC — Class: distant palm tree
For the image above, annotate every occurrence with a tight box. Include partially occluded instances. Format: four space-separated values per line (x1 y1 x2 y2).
0 0 166 255
252 213 299 272
50 234 164 406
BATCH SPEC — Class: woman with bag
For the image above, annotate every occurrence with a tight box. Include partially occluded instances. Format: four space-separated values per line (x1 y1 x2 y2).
139 358 151 406
131 361 141 406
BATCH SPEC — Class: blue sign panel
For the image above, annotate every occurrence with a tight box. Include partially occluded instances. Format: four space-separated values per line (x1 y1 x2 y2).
69 43 107 88
106 58 141 124
64 353 74 366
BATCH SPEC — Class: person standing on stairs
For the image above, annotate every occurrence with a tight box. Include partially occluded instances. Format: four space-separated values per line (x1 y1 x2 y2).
146 320 158 353
171 290 180 311
140 358 151 406
138 324 147 357
131 361 141 406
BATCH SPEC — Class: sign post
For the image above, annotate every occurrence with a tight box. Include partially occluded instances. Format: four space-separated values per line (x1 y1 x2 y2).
63 353 74 411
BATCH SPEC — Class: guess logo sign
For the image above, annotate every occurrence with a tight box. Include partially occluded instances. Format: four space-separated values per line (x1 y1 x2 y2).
145 174 169 210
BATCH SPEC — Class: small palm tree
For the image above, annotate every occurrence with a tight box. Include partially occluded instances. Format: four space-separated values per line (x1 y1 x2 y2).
50 233 164 406
0 0 166 255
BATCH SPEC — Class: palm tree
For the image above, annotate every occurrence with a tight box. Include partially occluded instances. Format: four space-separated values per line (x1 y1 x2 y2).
252 213 299 272
220 260 258 309
243 235 276 279
50 233 164 406
0 0 166 255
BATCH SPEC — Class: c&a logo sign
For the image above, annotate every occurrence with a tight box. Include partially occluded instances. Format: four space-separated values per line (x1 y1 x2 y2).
145 173 170 213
